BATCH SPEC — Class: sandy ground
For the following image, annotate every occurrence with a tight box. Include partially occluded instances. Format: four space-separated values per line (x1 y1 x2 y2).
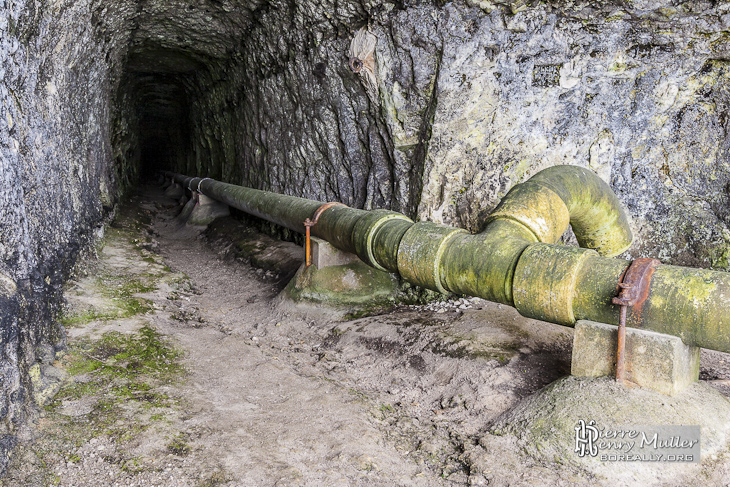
4 185 730 487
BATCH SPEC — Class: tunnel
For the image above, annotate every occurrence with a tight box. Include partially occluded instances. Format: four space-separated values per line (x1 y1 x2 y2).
3 0 730 482
131 71 192 179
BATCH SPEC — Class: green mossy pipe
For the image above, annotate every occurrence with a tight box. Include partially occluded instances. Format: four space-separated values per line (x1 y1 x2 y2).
486 165 633 257
439 220 537 305
571 256 730 352
166 166 730 353
353 210 414 272
397 222 468 294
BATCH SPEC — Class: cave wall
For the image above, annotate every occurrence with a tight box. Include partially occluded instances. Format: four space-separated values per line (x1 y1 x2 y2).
175 0 730 268
0 0 135 469
2 0 730 475
410 1 730 268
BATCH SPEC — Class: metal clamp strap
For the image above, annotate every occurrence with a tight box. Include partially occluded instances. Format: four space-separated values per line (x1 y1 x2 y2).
304 202 347 268
612 257 661 384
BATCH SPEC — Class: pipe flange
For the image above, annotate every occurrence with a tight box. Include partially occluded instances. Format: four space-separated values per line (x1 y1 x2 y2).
197 177 212 194
353 210 413 272
187 177 201 192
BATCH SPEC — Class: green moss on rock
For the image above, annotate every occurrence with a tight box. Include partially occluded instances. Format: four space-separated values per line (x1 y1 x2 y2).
283 261 399 313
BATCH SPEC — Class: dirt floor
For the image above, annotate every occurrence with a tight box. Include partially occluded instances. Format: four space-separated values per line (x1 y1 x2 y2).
4 185 730 486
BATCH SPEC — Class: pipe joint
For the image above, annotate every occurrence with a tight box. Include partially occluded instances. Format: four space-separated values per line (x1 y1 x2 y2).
353 210 413 272
397 222 467 294
512 243 598 324
187 177 202 193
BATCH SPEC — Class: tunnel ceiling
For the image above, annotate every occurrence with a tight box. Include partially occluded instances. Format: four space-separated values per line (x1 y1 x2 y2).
126 0 268 72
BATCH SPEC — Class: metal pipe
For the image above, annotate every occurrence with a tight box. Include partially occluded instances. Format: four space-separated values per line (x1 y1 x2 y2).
165 167 730 353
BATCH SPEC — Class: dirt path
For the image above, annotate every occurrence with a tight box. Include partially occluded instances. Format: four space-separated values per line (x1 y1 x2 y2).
5 185 730 487
149 212 437 486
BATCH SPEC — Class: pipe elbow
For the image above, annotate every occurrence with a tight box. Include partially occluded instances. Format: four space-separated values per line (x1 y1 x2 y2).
486 165 633 257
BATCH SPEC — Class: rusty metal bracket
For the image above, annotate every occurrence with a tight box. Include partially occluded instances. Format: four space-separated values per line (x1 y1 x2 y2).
612 257 661 384
304 202 347 268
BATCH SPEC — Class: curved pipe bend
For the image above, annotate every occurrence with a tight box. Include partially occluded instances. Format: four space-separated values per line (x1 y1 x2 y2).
486 165 633 257
400 165 632 306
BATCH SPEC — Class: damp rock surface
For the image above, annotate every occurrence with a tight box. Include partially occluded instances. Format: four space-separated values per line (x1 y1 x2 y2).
4 0 730 477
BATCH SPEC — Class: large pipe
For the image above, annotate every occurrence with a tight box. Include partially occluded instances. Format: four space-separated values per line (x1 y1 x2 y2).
165 167 730 353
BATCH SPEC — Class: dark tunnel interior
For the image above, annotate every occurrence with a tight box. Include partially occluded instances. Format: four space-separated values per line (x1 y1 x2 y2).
124 49 205 179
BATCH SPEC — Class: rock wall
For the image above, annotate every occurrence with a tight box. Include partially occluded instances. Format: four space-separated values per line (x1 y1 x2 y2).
409 1 730 268
170 0 730 268
0 0 136 470
2 0 730 475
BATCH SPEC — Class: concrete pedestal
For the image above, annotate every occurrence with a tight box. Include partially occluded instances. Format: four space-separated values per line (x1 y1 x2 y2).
187 193 230 226
283 238 398 315
164 182 184 198
310 237 360 269
177 192 198 222
571 320 700 396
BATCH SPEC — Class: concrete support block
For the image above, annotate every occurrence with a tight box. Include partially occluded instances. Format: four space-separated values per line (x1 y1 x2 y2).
311 237 360 269
283 258 398 314
164 182 184 198
177 192 198 222
187 193 230 226
571 320 700 396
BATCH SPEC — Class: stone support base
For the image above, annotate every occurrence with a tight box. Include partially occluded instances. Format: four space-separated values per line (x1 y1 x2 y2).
164 182 184 198
187 193 230 226
487 376 730 480
571 320 700 396
283 239 398 314
177 193 198 222
310 237 360 269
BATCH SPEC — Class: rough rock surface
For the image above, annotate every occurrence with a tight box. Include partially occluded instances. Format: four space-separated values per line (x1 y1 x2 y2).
0 0 136 471
3 0 730 475
489 376 730 485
